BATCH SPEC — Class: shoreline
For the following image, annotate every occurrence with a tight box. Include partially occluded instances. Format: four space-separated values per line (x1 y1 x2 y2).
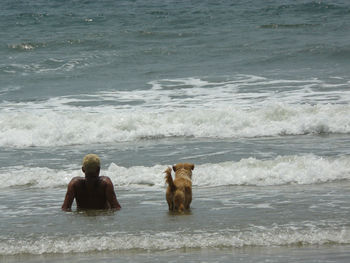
3 245 350 263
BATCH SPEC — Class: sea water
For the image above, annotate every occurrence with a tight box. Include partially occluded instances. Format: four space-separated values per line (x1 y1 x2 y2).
1 0 350 262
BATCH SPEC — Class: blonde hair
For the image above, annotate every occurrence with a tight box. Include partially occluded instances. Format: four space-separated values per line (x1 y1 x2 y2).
82 154 101 173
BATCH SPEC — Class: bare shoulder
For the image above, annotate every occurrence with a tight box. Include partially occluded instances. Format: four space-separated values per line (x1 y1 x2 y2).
68 176 84 186
99 176 114 185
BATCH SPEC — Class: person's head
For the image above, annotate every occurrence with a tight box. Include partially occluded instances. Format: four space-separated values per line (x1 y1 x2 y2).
82 154 101 177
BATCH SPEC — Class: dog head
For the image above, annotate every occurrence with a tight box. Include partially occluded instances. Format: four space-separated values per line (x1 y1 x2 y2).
172 163 195 179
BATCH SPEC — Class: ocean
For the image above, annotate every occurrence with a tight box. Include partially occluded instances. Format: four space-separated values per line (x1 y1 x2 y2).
1 0 350 262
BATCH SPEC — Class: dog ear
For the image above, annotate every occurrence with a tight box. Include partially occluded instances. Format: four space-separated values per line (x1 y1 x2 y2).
172 164 177 172
183 163 195 170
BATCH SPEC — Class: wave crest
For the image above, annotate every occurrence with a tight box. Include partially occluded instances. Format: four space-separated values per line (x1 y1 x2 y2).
0 103 350 147
2 155 350 189
1 226 349 255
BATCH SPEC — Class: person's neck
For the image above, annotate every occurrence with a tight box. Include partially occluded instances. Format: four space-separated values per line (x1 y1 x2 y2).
85 174 99 183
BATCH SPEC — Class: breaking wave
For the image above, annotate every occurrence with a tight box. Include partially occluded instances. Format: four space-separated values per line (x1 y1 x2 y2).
1 155 350 189
1 226 349 255
0 103 349 147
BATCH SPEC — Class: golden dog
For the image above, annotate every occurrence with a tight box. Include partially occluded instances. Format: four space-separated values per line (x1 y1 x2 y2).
164 163 194 213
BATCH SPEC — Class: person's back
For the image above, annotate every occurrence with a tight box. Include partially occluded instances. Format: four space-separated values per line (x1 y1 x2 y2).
62 154 121 211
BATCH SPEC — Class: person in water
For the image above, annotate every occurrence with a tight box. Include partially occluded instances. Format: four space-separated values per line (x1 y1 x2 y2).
62 154 121 211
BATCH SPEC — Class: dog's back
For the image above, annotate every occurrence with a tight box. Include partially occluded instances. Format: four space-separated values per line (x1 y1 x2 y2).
164 163 194 213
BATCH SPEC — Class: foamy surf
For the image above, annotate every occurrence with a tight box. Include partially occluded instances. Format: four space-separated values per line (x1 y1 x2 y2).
1 226 349 255
1 155 350 189
1 103 350 147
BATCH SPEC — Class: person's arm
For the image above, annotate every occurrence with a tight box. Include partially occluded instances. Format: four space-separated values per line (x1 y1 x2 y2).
61 179 75 211
104 177 121 210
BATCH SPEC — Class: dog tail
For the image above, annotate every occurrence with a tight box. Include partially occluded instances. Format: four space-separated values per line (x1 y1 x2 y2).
164 167 176 192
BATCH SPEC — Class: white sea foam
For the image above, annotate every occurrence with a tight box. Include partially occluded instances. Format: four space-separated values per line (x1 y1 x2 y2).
0 166 80 189
3 75 350 111
0 75 349 147
0 103 349 147
1 155 350 189
1 226 349 255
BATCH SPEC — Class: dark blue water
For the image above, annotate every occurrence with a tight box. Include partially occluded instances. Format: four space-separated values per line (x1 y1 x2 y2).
2 0 350 101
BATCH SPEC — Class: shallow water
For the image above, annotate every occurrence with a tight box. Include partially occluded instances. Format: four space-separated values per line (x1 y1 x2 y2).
2 180 350 259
